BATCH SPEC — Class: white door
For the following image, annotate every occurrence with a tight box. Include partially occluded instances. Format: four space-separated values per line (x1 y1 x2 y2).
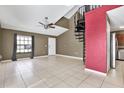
48 37 56 55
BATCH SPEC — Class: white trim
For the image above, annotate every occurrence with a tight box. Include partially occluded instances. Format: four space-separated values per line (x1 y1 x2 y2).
1 59 11 63
56 54 83 60
106 19 111 72
34 55 48 58
64 6 81 19
85 68 107 76
17 57 30 61
0 55 82 63
0 55 48 63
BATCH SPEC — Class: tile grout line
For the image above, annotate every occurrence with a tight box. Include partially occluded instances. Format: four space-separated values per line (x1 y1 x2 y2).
48 75 67 88
60 72 92 88
28 79 47 88
27 73 50 88
15 62 28 88
99 77 106 88
58 78 74 88
77 74 92 88
49 64 91 88
63 64 91 87
19 71 28 88
3 64 6 88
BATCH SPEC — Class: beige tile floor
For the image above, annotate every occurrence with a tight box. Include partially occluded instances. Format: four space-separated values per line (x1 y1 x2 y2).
0 55 124 88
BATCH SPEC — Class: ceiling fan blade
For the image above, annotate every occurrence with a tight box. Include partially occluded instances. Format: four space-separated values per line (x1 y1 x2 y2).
48 23 54 26
38 22 45 26
49 26 55 28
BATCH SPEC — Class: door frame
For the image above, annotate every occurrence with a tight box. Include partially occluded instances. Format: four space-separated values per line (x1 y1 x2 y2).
48 37 56 55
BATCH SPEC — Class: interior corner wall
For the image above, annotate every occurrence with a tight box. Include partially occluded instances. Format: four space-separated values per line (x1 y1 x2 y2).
0 28 2 54
85 5 121 73
55 17 69 29
56 15 83 58
1 29 48 60
106 19 111 72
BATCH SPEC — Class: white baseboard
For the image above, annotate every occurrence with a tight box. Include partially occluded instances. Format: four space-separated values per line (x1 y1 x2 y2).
85 68 107 76
1 59 11 63
34 55 48 58
56 54 83 60
0 55 48 63
0 54 82 63
17 57 30 61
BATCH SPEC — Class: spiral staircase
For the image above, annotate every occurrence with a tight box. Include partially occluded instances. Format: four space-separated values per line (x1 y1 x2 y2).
74 5 102 62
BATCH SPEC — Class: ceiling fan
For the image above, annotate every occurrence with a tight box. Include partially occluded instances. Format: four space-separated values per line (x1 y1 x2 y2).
38 17 55 29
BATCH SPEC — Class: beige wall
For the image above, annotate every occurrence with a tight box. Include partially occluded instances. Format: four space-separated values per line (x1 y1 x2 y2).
0 28 2 54
0 15 83 60
56 17 69 29
56 16 83 57
0 29 48 60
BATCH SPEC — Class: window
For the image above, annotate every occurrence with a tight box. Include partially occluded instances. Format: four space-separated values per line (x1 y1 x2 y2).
16 35 32 53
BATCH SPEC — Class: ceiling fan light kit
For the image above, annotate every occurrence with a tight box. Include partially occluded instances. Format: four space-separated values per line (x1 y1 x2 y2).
38 17 55 29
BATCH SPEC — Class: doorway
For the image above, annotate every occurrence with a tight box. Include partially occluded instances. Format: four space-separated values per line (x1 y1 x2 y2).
116 32 124 60
48 37 56 55
107 6 124 69
110 31 124 69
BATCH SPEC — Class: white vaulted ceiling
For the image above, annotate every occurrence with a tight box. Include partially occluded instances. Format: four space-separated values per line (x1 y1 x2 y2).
0 5 74 36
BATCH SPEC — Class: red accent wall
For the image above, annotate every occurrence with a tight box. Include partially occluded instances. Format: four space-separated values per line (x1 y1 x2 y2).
85 5 121 73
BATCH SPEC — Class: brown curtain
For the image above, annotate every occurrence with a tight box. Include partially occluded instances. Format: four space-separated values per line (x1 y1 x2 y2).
31 36 34 59
12 33 17 61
